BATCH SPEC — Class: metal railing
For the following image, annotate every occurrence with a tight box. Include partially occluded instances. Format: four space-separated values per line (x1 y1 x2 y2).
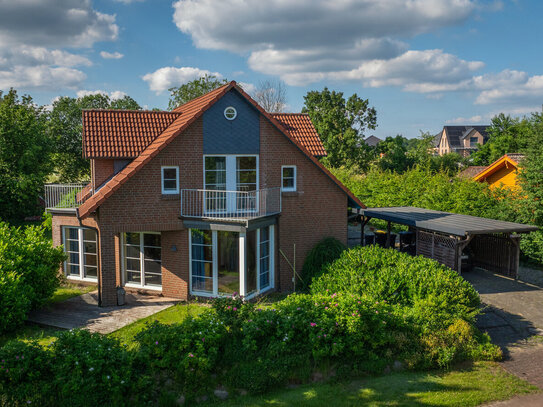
181 188 281 221
44 183 89 210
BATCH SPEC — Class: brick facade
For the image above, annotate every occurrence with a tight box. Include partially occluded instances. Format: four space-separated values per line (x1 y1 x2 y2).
51 89 353 306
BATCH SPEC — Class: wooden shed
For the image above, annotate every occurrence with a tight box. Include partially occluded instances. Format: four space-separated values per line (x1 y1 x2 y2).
358 206 538 278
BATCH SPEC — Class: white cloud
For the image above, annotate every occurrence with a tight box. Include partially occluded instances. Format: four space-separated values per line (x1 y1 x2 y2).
142 66 223 94
0 0 118 48
0 65 86 90
445 115 484 124
473 70 543 106
173 0 477 86
238 82 256 95
0 1 118 90
100 51 124 59
76 89 128 99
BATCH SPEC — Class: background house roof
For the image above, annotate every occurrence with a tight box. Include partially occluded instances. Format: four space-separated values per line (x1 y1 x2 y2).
443 125 489 148
458 166 487 178
271 113 327 157
473 153 525 182
364 135 382 147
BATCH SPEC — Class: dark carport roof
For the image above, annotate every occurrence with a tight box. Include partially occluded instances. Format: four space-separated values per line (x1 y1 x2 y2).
361 206 538 237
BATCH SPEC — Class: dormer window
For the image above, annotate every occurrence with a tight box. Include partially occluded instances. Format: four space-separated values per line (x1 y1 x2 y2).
224 106 237 120
161 166 179 194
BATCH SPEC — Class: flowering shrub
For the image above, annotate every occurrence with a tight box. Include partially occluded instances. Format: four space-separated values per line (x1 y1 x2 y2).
311 245 480 330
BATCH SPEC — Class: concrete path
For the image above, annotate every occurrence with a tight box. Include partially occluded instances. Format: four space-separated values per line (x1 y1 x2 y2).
28 291 178 334
463 268 543 406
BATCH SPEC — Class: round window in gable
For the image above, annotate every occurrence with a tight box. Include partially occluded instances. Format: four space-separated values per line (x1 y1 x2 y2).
224 106 237 120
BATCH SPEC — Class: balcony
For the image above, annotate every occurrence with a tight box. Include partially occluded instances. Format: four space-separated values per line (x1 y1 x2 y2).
44 183 89 211
181 188 281 222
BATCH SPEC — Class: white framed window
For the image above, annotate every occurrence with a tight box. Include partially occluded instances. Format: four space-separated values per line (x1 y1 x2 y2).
189 225 274 299
62 227 98 281
224 106 237 120
122 232 162 290
281 165 296 192
161 166 179 194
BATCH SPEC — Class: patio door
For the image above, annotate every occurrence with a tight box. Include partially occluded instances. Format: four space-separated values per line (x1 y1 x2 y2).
204 155 258 215
189 225 274 298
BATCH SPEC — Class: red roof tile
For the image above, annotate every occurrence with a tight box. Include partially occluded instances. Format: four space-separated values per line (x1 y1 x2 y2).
271 113 326 157
78 82 364 218
83 110 181 158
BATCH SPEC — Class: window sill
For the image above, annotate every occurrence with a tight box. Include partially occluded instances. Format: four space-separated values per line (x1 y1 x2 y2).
281 190 300 197
161 194 179 201
125 283 162 291
66 275 98 283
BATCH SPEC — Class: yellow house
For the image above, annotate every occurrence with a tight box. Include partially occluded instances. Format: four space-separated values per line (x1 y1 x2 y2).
472 154 524 190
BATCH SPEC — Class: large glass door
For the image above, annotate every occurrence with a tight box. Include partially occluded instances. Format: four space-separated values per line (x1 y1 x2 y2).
189 225 273 298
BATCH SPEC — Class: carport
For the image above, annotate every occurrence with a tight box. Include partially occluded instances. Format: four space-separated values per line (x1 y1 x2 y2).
358 206 538 278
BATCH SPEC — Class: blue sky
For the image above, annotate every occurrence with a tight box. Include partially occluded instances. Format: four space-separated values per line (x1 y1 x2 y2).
1 0 542 139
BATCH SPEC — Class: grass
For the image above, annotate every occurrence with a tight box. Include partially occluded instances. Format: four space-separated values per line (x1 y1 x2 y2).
207 361 538 407
49 282 96 304
110 302 206 346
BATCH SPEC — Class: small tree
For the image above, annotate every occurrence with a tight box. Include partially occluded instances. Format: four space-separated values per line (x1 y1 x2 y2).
302 88 377 169
168 74 227 110
253 79 287 112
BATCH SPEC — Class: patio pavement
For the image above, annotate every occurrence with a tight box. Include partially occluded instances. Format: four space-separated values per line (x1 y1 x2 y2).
28 291 179 334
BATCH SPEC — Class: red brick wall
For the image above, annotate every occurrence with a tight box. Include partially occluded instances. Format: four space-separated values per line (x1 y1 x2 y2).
92 159 115 191
52 113 349 304
259 117 347 291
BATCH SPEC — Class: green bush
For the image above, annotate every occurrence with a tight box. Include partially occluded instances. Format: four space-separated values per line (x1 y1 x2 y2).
300 237 346 291
311 245 480 330
0 222 65 332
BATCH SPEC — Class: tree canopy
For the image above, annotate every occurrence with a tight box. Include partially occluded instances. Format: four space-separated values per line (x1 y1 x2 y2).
0 89 52 220
253 79 287 113
302 88 377 169
168 75 227 110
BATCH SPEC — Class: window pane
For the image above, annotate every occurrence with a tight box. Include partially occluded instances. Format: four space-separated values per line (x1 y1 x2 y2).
205 157 226 170
282 167 294 178
237 170 257 184
125 232 140 245
84 242 97 254
191 229 212 245
163 168 177 180
283 177 294 189
84 254 97 267
192 261 213 278
247 230 257 294
260 226 269 242
192 244 212 261
126 258 141 271
68 264 80 276
69 252 79 264
163 179 177 190
145 273 161 286
68 228 78 240
68 240 79 252
217 231 239 295
205 171 226 186
237 156 256 170
260 242 269 258
84 266 97 278
144 247 161 261
125 245 140 258
144 233 161 248
260 272 270 288
192 276 213 292
144 260 161 275
83 229 96 242
127 271 141 284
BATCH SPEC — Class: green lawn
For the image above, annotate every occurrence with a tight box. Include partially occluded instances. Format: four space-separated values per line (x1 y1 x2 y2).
49 282 96 304
110 302 206 346
207 362 538 407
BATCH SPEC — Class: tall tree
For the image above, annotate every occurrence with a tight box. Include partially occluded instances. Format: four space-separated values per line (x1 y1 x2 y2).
302 88 377 169
0 89 52 221
49 93 141 181
253 79 287 112
168 75 227 110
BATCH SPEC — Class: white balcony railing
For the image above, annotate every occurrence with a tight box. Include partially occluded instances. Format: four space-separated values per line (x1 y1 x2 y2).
44 183 89 210
181 188 281 221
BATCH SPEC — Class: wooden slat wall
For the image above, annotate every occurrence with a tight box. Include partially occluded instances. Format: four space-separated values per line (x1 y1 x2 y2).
416 230 457 270
469 234 517 278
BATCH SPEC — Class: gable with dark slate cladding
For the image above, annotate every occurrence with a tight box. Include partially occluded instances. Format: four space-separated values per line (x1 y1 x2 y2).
203 89 260 154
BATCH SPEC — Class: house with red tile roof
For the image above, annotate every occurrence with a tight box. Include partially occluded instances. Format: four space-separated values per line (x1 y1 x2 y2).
45 81 364 306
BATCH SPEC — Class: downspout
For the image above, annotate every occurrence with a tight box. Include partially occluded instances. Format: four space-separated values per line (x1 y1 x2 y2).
76 207 102 307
